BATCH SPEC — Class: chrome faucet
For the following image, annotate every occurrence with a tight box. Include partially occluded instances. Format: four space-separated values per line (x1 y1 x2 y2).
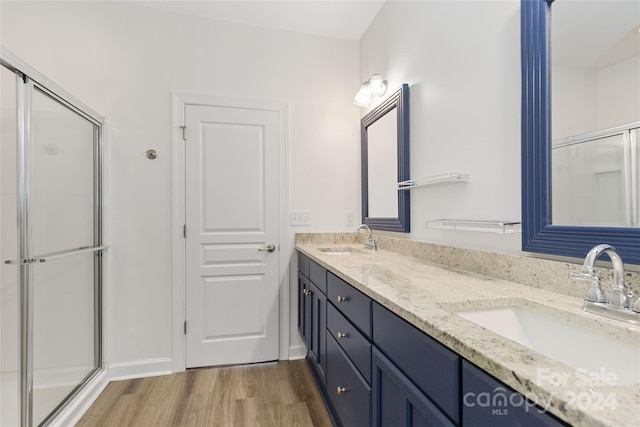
571 244 640 325
356 224 377 251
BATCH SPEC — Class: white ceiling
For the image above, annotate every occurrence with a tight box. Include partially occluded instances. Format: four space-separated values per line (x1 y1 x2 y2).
130 0 386 40
552 0 640 69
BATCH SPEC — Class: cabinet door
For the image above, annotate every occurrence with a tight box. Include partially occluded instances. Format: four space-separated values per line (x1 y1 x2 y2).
372 348 456 427
298 252 310 278
308 281 327 385
297 272 308 346
462 361 567 426
373 302 460 423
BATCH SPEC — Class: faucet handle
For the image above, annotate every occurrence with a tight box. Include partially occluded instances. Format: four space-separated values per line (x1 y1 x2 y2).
585 279 607 303
632 294 640 314
609 286 629 309
571 272 607 303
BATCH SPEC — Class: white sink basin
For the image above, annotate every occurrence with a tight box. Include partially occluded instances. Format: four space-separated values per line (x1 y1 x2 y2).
323 250 353 256
455 306 640 385
318 247 358 256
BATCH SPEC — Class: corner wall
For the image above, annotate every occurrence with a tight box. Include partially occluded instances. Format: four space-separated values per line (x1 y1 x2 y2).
1 1 361 371
359 0 523 254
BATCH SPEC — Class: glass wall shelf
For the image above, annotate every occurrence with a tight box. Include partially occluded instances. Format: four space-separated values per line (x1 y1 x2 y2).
397 172 470 190
426 219 522 234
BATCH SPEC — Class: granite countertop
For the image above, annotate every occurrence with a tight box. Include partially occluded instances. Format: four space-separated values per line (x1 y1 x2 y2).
296 243 640 427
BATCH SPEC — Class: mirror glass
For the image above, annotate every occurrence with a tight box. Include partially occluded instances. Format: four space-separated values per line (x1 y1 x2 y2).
361 84 409 232
550 0 639 227
521 0 640 264
367 110 398 217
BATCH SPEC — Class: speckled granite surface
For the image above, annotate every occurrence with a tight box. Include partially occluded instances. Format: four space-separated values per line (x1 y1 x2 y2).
295 233 640 427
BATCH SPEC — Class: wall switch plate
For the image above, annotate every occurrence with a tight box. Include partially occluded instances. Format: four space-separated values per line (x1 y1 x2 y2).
290 210 311 226
345 211 354 226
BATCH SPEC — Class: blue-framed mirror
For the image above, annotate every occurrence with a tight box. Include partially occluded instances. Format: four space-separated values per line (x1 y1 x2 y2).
521 0 640 264
361 84 410 232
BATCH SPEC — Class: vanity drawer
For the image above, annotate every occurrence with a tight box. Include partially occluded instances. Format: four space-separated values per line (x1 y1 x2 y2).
309 259 327 294
327 303 372 384
298 252 310 278
373 302 460 424
327 272 372 338
326 335 371 427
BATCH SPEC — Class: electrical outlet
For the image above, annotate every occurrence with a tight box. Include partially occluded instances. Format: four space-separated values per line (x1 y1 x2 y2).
345 211 354 226
290 210 311 226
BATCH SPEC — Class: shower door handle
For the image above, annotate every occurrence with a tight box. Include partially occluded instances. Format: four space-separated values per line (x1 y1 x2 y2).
4 245 109 264
4 258 46 265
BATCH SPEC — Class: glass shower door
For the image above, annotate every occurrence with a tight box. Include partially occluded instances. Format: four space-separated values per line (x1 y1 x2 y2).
2 49 105 426
1 61 20 427
29 85 100 425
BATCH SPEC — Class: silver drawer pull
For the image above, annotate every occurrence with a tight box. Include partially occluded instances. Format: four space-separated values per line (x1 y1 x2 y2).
337 386 347 395
337 295 348 303
337 332 348 339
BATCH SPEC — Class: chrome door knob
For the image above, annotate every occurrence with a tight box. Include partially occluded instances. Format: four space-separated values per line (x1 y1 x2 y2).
337 295 348 303
258 244 276 253
337 332 347 339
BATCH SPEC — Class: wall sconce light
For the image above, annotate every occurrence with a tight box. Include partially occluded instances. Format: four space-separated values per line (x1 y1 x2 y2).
354 74 388 108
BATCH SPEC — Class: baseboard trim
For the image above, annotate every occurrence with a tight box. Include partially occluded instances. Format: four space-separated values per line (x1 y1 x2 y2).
288 344 307 360
108 357 174 381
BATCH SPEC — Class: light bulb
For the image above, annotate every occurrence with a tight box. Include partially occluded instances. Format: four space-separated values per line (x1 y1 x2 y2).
354 85 372 107
368 74 387 96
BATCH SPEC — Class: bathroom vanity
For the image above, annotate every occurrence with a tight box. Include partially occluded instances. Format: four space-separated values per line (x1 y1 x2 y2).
296 236 640 427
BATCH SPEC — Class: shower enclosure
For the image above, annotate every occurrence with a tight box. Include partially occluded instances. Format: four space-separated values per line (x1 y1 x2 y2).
1 49 105 426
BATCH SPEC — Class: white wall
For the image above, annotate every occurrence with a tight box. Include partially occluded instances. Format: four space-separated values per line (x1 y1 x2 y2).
360 1 522 253
1 1 361 371
552 66 598 139
597 56 640 130
553 55 640 139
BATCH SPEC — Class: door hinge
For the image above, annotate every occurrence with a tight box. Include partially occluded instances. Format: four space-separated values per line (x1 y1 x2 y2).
183 224 186 238
180 125 186 141
184 321 187 335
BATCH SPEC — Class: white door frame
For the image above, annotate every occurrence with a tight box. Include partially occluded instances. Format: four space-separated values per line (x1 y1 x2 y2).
171 91 290 372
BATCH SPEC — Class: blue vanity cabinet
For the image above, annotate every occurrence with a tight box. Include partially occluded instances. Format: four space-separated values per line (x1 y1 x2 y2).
462 361 568 427
298 252 310 279
325 271 373 426
327 303 372 384
297 253 327 385
297 271 309 347
297 252 568 426
309 258 327 294
307 280 327 385
372 302 460 425
327 272 372 338
326 334 372 427
372 348 456 427
297 253 311 345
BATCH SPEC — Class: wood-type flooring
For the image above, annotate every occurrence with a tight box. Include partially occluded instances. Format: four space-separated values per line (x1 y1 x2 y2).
76 360 332 427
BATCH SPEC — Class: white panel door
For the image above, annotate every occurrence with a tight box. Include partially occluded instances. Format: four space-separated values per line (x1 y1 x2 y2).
185 103 280 368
